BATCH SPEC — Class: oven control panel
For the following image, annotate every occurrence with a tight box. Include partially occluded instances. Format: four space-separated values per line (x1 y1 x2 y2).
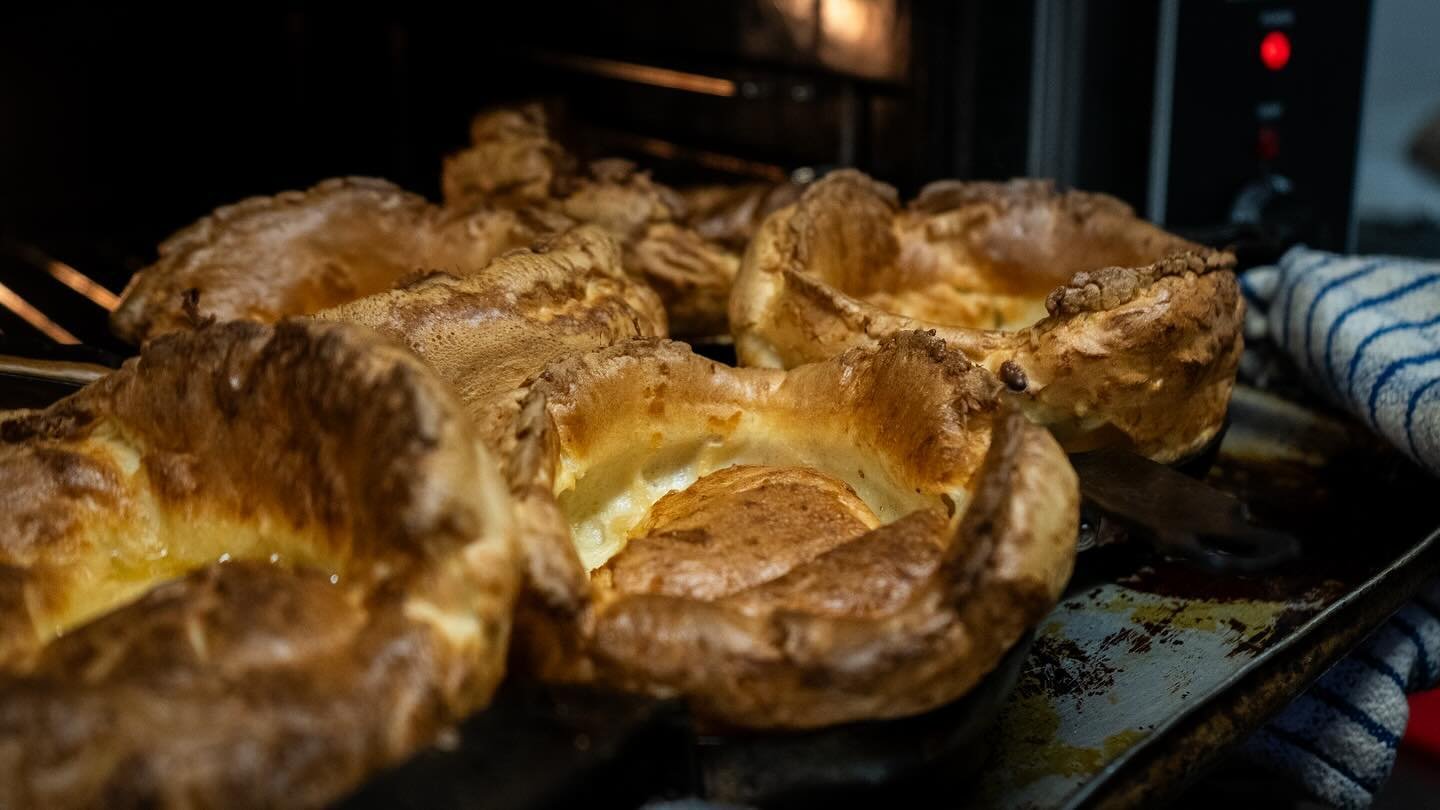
1158 1 1371 250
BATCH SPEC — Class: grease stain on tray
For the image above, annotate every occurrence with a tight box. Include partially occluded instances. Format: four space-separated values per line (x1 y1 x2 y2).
979 688 1150 807
974 581 1327 809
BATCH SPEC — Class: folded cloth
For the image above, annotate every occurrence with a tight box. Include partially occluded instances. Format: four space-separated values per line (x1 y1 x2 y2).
1241 247 1440 474
1240 583 1440 808
1240 246 1440 808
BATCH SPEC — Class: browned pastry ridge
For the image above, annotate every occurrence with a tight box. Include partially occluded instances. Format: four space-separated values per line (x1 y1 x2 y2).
441 104 795 338
550 158 741 339
111 176 565 343
730 170 1245 462
506 331 1078 729
0 320 517 809
313 225 667 451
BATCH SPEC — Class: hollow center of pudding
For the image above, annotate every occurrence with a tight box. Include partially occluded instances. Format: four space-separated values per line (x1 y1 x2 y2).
861 284 1052 332
38 516 340 644
18 429 347 643
555 419 939 572
834 208 1182 332
598 465 880 601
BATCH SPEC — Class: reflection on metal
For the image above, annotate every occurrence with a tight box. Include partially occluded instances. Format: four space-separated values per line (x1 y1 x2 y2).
1027 0 1086 185
0 354 110 385
977 580 1322 809
1072 448 1300 573
1146 0 1180 224
45 260 120 311
535 52 735 97
593 129 791 182
0 280 79 344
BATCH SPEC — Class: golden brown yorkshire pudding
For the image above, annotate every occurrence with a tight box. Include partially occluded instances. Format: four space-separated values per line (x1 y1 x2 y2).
730 170 1245 462
112 177 562 343
549 159 739 338
0 320 517 809
440 103 574 207
441 109 743 338
506 331 1078 729
313 226 667 450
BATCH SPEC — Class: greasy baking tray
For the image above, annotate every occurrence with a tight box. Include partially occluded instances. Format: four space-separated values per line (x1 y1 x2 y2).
4 357 1438 808
971 384 1440 809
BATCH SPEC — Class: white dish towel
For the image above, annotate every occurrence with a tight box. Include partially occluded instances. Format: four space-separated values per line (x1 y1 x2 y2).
1240 246 1440 808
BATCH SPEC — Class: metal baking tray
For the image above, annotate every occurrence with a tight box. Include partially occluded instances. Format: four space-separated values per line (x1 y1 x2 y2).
971 384 1440 809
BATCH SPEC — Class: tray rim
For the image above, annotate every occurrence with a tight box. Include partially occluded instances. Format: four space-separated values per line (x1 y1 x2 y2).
1059 522 1440 809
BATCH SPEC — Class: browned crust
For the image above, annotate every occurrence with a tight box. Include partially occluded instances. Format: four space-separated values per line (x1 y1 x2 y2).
730 169 1243 462
506 332 1078 728
111 177 546 344
555 160 740 338
911 177 1137 219
440 103 574 207
680 180 807 251
439 107 758 338
1043 250 1236 315
313 226 667 453
603 464 879 602
0 321 517 809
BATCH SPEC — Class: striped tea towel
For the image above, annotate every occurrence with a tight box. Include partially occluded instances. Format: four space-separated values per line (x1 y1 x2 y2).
1239 246 1440 808
1240 246 1440 474
1240 582 1440 808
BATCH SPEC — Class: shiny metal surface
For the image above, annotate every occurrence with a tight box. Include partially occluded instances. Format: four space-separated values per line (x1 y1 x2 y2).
973 385 1440 809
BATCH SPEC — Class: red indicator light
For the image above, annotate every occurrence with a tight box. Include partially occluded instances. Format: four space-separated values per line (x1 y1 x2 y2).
1260 31 1291 71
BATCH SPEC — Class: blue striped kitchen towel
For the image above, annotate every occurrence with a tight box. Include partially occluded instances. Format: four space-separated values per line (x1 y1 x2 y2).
1240 246 1440 808
1240 582 1440 808
1240 246 1440 474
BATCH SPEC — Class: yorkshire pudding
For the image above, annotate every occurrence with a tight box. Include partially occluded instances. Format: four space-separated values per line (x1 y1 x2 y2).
550 159 739 338
313 225 667 450
440 103 573 207
442 106 747 338
680 179 806 252
0 320 517 809
730 171 1244 462
507 331 1078 729
112 177 561 343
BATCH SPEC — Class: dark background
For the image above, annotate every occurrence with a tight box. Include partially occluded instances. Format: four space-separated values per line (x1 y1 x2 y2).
2 5 513 288
0 2 1047 303
0 1 1393 351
